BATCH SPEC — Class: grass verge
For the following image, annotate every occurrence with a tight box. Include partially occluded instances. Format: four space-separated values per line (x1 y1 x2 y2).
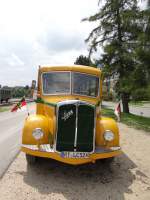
102 106 150 132
129 101 150 106
0 107 10 112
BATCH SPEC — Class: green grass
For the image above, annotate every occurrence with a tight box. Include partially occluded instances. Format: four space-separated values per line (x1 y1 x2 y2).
0 107 10 112
129 101 144 106
102 106 150 132
129 101 150 106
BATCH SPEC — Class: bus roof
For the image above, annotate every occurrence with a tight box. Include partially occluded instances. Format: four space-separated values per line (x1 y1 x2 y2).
39 65 101 76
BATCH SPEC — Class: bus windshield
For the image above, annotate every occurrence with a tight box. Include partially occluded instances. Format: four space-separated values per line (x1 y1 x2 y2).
42 72 99 97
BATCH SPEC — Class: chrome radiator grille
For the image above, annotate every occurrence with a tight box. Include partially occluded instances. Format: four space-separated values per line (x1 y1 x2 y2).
55 100 95 153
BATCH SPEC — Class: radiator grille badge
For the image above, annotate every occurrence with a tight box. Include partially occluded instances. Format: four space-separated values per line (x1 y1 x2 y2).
61 110 73 121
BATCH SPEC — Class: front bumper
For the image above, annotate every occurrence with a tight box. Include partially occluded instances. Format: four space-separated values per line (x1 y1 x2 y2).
21 144 122 165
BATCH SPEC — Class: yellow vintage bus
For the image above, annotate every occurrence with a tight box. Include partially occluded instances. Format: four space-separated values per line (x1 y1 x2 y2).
21 65 121 165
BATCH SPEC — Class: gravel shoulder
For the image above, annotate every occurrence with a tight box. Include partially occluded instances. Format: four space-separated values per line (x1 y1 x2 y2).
0 123 150 200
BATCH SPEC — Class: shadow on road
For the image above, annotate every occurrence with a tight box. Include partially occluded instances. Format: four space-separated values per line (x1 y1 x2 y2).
18 153 138 200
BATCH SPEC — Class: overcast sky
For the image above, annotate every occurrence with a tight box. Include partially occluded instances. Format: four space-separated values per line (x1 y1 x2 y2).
0 0 146 87
0 0 99 86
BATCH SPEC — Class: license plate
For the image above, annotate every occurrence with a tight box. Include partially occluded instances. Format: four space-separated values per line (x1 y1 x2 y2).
60 151 89 158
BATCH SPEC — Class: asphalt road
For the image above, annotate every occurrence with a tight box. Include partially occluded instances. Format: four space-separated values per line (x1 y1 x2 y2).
102 101 150 117
0 103 35 178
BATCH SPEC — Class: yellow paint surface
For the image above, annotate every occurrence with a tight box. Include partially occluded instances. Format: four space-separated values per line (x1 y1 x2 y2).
22 65 121 165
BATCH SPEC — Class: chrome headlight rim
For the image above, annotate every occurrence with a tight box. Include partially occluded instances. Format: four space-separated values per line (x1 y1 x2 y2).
32 128 44 140
103 130 114 142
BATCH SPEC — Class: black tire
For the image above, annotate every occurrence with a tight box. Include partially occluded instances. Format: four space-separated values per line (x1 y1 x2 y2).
26 154 37 165
102 157 115 165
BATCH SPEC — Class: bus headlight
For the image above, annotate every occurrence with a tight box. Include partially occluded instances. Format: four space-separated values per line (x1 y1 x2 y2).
104 130 114 141
32 128 44 140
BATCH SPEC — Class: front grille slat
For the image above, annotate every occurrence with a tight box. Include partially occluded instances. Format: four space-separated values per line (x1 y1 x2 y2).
77 104 95 152
56 104 76 151
56 101 95 153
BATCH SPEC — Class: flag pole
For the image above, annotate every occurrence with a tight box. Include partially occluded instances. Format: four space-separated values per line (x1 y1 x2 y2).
25 96 30 116
26 104 30 116
114 100 121 122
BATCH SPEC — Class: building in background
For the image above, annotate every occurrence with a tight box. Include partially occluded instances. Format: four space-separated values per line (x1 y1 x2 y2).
0 86 12 103
31 80 36 99
103 74 118 101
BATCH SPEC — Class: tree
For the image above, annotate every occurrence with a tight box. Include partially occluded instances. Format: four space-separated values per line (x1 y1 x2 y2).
74 55 94 66
136 0 150 79
145 0 150 75
130 0 150 101
12 86 31 98
25 85 29 90
83 0 145 113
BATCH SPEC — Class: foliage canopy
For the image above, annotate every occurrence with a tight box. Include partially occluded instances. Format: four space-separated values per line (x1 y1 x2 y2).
84 0 150 112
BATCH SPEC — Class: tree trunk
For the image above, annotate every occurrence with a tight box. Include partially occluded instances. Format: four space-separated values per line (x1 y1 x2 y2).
121 93 130 113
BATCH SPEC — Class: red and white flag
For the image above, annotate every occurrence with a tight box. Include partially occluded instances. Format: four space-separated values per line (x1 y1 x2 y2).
114 102 121 121
11 97 27 112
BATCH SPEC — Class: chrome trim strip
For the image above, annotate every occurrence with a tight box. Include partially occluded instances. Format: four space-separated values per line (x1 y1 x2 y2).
54 104 59 152
95 146 121 153
74 103 78 150
93 107 96 153
57 100 95 107
22 144 121 154
22 144 55 152
57 99 79 106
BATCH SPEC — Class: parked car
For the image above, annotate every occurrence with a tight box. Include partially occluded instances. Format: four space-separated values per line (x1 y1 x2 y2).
22 65 121 165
